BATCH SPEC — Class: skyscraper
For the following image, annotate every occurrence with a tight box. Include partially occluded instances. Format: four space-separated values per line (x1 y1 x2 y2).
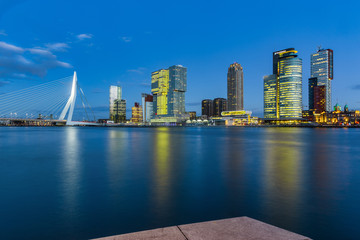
141 93 153 123
227 63 244 111
310 48 333 112
264 48 302 119
213 98 227 117
201 99 214 117
109 85 126 122
151 65 187 117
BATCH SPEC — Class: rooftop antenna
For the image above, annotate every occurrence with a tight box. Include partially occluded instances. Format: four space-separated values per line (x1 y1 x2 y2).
317 45 322 52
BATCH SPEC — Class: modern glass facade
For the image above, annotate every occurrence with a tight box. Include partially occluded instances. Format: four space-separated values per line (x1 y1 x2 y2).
141 93 153 123
264 74 277 118
264 48 303 119
168 65 187 115
151 65 187 118
111 99 126 123
310 48 333 112
227 63 244 111
109 85 124 122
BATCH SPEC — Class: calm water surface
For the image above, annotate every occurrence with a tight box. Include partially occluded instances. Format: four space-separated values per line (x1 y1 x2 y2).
1 127 360 239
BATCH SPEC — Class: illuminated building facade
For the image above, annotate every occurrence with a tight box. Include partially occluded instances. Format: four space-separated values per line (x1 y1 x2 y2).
131 102 143 123
168 65 187 115
227 63 244 111
109 86 126 123
264 48 302 120
111 99 126 123
188 111 196 120
213 98 227 117
151 65 187 118
151 69 169 116
314 85 326 113
109 85 121 119
150 65 187 125
201 99 213 117
310 48 333 112
141 93 153 123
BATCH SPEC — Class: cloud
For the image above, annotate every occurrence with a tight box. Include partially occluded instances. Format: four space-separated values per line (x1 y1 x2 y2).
0 30 7 36
127 67 146 74
120 36 132 43
352 84 360 90
0 80 10 87
0 41 72 80
45 42 70 52
77 33 93 41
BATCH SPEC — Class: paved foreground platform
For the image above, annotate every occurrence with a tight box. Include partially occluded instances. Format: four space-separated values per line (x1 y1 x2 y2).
92 217 311 240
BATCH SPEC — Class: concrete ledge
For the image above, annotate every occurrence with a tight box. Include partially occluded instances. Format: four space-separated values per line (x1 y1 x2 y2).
92 217 311 240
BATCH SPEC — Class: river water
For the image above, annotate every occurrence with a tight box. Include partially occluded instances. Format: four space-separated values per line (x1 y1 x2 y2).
1 127 360 239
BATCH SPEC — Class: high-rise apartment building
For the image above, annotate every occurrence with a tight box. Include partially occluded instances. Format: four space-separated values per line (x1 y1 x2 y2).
151 65 187 118
227 63 244 111
109 86 126 122
201 99 214 117
310 48 333 112
264 48 302 119
131 102 143 123
141 93 153 123
213 98 227 117
111 99 126 123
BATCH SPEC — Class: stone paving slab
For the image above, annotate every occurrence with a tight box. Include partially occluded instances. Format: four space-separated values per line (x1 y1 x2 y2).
92 217 311 240
92 226 186 240
179 217 310 240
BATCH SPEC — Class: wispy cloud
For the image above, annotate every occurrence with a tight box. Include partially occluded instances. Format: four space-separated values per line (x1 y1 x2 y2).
0 80 10 87
120 36 132 43
352 84 360 90
0 30 7 36
127 67 146 74
45 42 70 52
77 33 93 41
0 41 72 80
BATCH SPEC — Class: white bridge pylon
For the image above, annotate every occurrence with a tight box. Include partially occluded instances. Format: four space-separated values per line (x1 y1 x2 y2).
59 71 77 125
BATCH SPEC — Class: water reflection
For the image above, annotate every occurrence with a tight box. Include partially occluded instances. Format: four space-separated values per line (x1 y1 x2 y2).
152 127 171 209
262 128 304 225
61 127 81 218
107 129 128 194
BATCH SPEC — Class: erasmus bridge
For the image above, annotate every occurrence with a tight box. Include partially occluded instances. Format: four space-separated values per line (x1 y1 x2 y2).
0 72 99 126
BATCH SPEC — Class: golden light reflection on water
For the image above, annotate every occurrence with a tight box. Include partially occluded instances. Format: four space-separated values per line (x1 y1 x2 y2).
262 128 303 222
153 127 171 207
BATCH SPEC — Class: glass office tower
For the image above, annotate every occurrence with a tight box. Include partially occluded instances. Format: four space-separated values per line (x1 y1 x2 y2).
264 74 278 118
227 63 244 111
264 48 302 119
310 48 333 112
151 65 187 118
168 65 187 115
109 85 123 121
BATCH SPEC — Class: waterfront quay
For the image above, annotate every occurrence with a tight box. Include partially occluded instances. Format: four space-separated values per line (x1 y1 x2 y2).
93 217 310 240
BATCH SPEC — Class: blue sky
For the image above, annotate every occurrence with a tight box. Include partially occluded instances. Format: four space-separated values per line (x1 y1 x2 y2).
1 0 360 118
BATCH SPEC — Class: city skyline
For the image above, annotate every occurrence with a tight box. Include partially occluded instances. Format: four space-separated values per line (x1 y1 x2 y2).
1 0 360 118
